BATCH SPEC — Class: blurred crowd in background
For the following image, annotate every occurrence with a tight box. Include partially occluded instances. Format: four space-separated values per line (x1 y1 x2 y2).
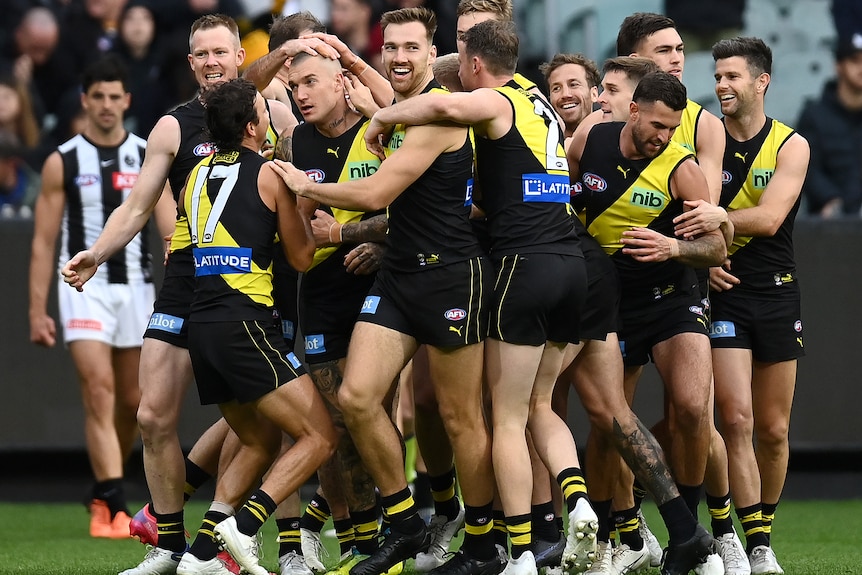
1 0 861 219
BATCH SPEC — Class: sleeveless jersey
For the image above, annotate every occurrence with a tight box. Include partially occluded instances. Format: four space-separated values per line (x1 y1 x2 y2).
57 132 151 284
167 98 214 275
474 80 579 257
184 148 276 322
720 117 799 289
292 117 383 298
578 122 696 302
672 99 702 153
384 80 483 272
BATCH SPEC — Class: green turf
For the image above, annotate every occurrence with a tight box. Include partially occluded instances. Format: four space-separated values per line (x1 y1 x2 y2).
0 499 860 574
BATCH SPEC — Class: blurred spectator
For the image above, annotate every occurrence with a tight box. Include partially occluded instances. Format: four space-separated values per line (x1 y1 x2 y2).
664 0 745 52
0 130 39 219
60 0 128 75
0 75 41 153
0 6 79 120
329 0 382 72
797 34 862 217
111 1 181 135
832 0 862 48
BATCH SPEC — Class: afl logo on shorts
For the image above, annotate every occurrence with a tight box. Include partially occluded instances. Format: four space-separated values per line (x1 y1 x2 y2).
794 320 803 332
305 169 325 182
193 142 216 157
571 182 583 197
582 172 607 192
721 170 732 184
444 308 467 321
75 174 100 187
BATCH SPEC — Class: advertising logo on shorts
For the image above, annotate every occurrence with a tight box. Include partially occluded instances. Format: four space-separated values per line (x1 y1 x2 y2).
148 313 184 334
193 142 216 157
721 170 732 185
794 320 803 332
305 169 325 183
360 295 381 314
305 334 326 355
444 308 467 321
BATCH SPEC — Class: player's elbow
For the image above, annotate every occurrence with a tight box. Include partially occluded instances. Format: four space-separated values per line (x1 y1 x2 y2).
288 245 315 272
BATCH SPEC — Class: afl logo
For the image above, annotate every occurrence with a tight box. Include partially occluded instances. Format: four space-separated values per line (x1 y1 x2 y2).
794 320 802 332
444 308 467 321
721 170 732 184
305 169 325 182
582 172 607 192
571 182 583 196
75 174 100 186
193 142 216 157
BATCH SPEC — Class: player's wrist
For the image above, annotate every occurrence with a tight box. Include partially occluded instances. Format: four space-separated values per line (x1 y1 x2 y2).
669 238 680 259
328 222 343 244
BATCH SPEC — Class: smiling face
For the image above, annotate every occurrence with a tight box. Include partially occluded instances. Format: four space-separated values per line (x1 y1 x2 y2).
633 27 685 79
548 62 596 132
382 21 436 99
188 25 245 91
714 55 764 119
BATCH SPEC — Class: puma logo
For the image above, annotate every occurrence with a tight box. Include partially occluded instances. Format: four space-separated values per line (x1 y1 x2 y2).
797 337 803 348
449 326 464 337
734 151 748 162
327 147 340 158
617 165 630 178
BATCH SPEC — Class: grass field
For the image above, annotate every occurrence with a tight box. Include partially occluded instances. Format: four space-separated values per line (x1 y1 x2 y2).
1 499 860 575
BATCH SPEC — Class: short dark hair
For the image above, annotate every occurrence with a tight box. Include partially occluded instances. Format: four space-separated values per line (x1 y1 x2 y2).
712 36 772 76
540 53 600 88
82 54 129 93
201 78 259 151
380 7 437 44
602 56 660 84
268 11 325 51
616 12 677 56
463 19 518 76
632 71 687 111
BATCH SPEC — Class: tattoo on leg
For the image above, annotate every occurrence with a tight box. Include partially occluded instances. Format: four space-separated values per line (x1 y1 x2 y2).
309 361 342 406
612 417 679 506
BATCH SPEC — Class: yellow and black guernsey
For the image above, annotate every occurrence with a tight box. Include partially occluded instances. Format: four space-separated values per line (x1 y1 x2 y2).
474 80 578 256
291 117 384 302
720 117 799 293
385 80 482 272
578 122 696 304
672 99 703 154
166 98 216 277
184 148 276 322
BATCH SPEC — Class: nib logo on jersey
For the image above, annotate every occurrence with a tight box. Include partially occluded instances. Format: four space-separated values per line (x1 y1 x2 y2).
348 160 380 180
629 187 665 210
522 172 570 203
193 247 253 276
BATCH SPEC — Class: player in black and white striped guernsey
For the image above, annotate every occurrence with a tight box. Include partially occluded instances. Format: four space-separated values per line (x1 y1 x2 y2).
29 54 152 539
